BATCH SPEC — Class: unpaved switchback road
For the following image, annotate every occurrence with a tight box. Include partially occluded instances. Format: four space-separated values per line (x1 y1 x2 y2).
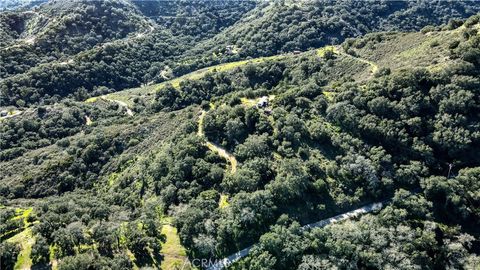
101 96 134 116
335 46 379 75
198 110 237 174
317 46 379 76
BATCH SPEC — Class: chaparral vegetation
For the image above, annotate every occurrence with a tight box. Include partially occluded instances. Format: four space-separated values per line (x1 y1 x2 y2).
1 1 480 269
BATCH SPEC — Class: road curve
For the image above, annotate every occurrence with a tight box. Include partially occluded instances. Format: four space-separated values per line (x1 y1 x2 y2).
336 46 379 75
101 96 134 116
207 201 385 270
198 110 237 174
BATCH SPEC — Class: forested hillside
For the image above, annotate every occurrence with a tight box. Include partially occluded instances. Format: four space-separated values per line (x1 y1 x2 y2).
1 1 480 269
0 0 46 11
0 0 151 78
188 0 480 60
132 0 256 40
2 0 480 108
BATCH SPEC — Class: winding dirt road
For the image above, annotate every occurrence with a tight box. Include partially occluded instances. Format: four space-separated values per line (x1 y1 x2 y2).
338 49 379 74
101 96 134 116
197 110 237 174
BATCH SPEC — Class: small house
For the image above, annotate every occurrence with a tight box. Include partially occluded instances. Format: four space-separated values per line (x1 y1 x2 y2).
226 45 239 55
256 96 269 108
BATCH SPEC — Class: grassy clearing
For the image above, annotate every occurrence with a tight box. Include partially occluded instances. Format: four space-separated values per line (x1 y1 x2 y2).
8 228 35 270
85 97 98 103
160 218 191 270
316 45 338 57
397 34 443 59
219 194 230 209
322 91 335 102
49 245 59 270
1 207 37 239
12 208 33 223
108 172 120 187
240 97 258 107
303 45 377 82
3 208 39 270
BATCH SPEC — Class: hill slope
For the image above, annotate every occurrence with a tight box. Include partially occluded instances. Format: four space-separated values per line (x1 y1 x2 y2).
189 0 480 58
2 0 480 107
1 3 480 270
0 0 46 11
